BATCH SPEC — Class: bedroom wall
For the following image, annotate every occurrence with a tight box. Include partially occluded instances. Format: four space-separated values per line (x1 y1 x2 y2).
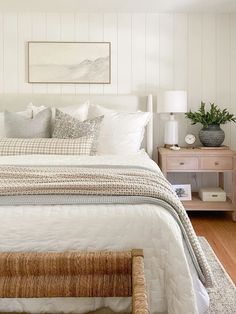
0 12 235 189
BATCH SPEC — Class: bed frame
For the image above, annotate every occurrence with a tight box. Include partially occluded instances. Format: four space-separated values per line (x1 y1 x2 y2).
0 94 154 157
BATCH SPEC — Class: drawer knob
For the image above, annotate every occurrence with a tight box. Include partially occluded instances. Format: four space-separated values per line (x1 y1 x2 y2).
180 162 185 165
215 162 219 166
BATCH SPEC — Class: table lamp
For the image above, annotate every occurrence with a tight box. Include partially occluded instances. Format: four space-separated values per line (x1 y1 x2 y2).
157 90 187 147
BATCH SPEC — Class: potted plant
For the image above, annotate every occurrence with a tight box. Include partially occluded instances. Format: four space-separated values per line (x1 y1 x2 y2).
185 102 236 147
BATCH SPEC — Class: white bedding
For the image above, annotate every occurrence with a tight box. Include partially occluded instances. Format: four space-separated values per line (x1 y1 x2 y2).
0 151 209 314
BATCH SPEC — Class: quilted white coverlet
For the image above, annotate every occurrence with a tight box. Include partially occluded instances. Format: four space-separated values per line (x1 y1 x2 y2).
0 152 209 314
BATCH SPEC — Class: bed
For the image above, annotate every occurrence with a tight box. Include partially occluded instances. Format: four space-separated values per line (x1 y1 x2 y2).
0 94 211 314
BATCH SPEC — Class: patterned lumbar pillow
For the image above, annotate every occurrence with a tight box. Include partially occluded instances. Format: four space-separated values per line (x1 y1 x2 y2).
4 108 52 138
0 137 94 156
52 109 103 155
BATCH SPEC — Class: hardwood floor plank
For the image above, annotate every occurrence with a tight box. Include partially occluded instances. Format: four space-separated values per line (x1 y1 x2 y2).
189 211 236 284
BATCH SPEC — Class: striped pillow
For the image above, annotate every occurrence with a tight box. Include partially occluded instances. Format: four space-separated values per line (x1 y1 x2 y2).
0 137 93 156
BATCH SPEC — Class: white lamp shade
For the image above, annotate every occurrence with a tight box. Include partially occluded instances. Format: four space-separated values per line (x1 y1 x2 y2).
158 90 187 113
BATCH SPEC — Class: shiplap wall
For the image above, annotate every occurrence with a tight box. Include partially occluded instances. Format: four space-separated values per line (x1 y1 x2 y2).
0 12 236 189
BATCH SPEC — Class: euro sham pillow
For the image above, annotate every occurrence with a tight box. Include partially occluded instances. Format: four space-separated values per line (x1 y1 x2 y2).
0 109 32 137
28 101 89 121
87 104 151 155
4 108 52 138
0 137 94 156
52 109 104 155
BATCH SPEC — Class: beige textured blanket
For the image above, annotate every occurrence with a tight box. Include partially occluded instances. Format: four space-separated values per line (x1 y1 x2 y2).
0 165 213 287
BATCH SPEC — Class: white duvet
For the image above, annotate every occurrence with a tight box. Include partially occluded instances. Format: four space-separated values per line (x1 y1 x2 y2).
0 151 209 314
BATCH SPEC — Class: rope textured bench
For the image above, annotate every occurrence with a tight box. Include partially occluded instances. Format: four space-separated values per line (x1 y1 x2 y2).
0 249 148 314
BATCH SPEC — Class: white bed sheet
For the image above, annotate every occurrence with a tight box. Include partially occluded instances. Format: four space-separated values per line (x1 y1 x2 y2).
0 151 209 314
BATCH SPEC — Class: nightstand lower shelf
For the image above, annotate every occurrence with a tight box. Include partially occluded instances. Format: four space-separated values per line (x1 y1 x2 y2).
183 192 234 211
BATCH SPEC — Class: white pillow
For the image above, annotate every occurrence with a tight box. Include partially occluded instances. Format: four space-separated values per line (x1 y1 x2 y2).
27 103 46 116
88 104 151 155
28 101 89 121
0 109 32 138
61 102 89 121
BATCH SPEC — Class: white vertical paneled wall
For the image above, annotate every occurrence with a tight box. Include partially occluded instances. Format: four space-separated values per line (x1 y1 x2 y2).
0 12 236 155
3 13 18 92
103 13 117 94
117 14 132 94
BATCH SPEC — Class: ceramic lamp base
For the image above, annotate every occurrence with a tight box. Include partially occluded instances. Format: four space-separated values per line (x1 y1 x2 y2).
164 113 179 146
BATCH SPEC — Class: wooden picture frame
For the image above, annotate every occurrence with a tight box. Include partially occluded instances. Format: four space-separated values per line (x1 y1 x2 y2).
28 41 111 84
172 184 192 201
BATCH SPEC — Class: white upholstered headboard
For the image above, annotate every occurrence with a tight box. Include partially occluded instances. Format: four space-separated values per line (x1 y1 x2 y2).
0 94 153 157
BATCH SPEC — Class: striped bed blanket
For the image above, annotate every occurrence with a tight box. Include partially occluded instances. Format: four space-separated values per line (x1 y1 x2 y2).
0 165 213 290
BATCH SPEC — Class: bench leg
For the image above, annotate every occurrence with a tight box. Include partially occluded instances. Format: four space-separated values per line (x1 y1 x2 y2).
132 250 149 314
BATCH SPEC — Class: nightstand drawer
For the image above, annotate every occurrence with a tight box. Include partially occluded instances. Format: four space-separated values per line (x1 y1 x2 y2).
200 157 233 170
166 157 198 170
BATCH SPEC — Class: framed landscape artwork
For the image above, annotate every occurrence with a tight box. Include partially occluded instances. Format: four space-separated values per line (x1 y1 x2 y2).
28 41 111 84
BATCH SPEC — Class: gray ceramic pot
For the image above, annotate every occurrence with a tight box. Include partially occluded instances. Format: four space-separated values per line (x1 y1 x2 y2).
199 124 225 147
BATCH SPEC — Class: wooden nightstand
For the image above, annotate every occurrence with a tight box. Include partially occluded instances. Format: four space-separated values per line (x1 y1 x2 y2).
158 147 236 221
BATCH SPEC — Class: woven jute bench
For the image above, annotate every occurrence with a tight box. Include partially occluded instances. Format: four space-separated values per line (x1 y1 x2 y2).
0 249 148 314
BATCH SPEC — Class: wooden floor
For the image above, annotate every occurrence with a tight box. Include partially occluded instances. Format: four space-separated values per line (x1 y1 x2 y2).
189 211 236 284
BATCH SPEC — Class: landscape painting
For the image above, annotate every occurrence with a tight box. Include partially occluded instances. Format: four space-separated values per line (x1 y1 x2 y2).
28 42 111 84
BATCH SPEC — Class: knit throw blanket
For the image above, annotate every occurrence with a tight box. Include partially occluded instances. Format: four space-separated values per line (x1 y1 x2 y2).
0 165 213 290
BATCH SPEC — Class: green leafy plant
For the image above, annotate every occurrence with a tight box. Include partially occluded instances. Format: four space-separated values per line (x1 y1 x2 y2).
185 102 236 128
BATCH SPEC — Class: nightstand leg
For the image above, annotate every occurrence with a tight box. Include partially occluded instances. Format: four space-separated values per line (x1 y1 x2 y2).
233 211 236 222
220 171 236 221
219 172 224 189
232 156 236 222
